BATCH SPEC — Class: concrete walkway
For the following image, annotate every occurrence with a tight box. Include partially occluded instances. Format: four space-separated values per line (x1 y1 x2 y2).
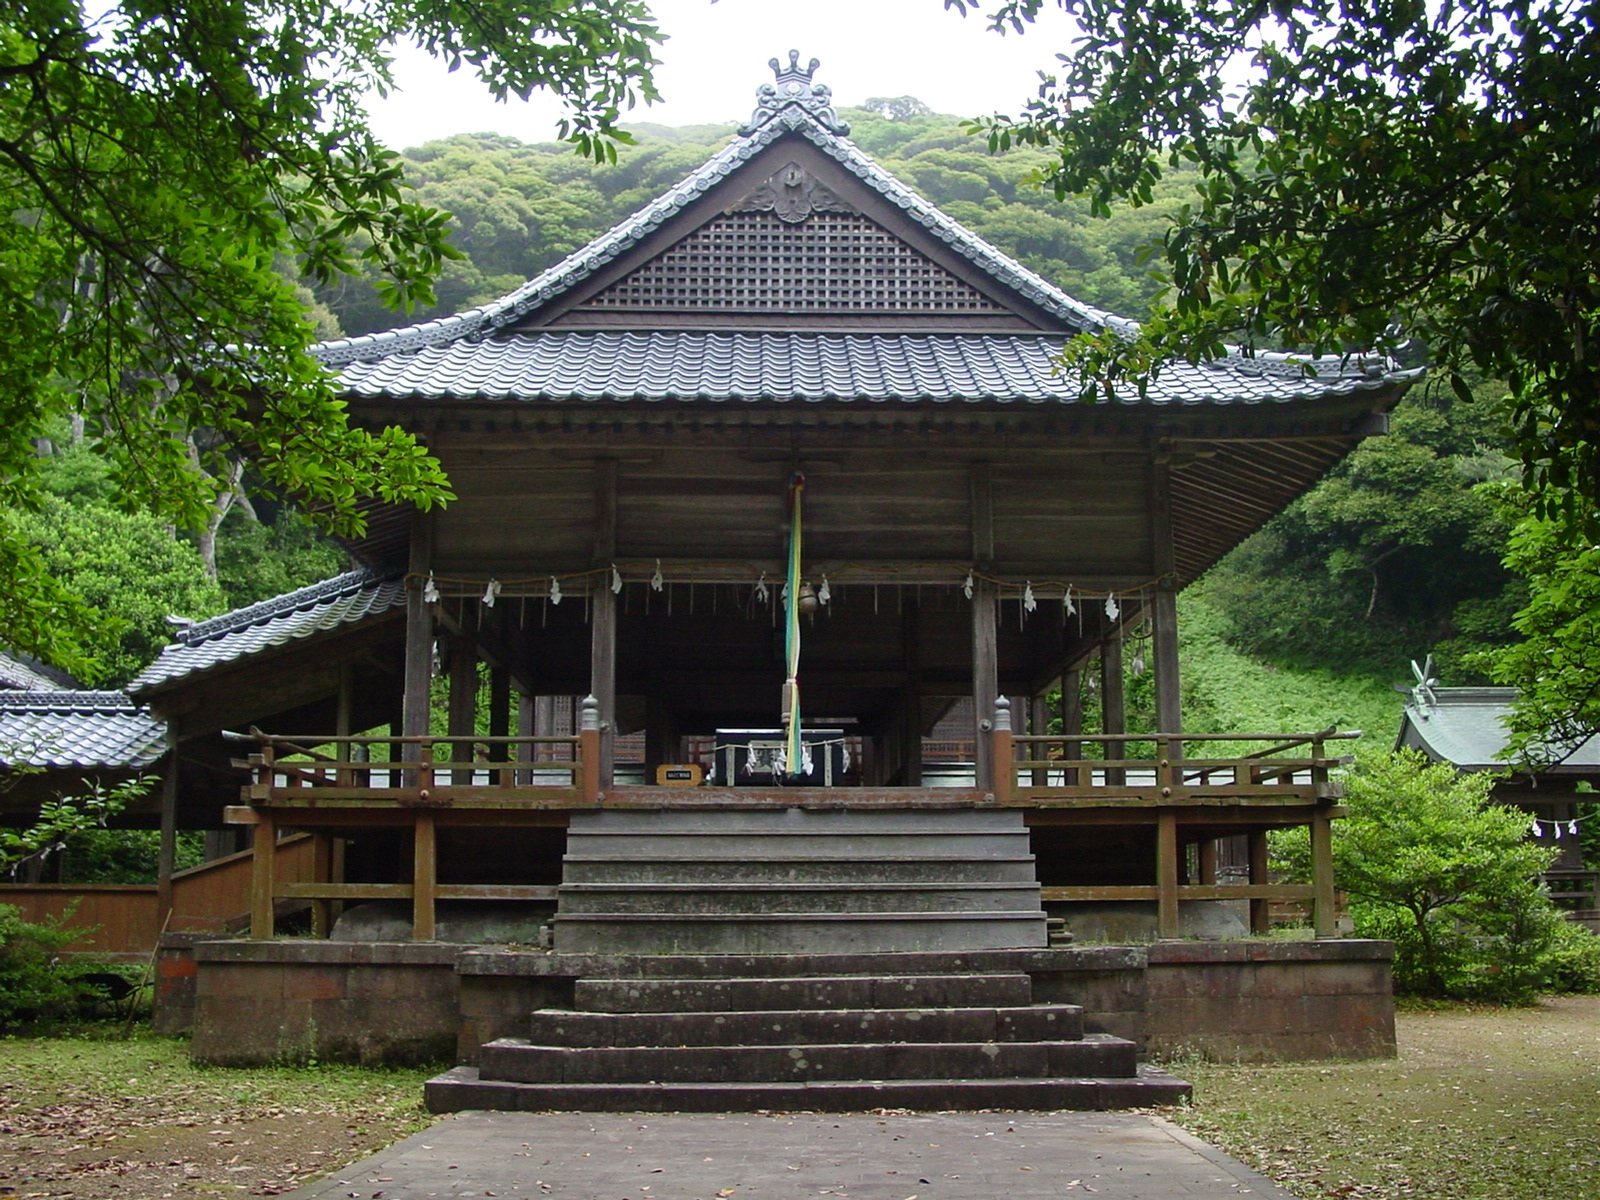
283 1110 1294 1199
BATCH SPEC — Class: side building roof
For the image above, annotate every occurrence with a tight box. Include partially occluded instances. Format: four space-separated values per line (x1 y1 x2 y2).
0 691 167 771
130 569 406 695
1397 686 1600 775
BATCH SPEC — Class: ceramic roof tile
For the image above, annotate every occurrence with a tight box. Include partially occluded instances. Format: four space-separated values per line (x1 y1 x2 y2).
0 692 167 770
129 570 406 694
1398 687 1600 773
0 652 75 692
334 331 1403 408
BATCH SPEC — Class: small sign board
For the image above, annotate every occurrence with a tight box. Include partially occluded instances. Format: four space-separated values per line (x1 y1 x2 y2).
655 763 704 787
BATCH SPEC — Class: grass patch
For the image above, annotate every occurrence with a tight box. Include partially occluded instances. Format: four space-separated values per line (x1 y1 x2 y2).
0 1025 434 1196
1165 996 1600 1199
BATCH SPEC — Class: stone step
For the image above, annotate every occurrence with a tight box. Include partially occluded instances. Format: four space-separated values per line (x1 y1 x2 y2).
569 809 1026 835
564 830 1031 857
523 1004 1085 1046
552 910 1049 955
478 1033 1138 1085
560 855 1039 885
555 881 1040 915
426 1064 1195 1114
574 971 1037 1012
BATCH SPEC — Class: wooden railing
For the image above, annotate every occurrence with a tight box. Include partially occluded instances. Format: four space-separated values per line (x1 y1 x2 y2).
231 697 1357 942
238 725 600 812
993 724 1356 806
990 700 1354 938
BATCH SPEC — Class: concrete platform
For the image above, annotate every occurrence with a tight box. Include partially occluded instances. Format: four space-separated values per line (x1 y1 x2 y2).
281 1109 1295 1199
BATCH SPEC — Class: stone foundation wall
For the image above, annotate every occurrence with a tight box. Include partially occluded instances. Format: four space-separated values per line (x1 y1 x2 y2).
1144 939 1396 1061
188 941 462 1066
173 939 1395 1067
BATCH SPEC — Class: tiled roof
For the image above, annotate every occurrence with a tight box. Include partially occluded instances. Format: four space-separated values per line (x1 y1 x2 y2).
335 331 1406 407
0 652 74 692
310 88 1133 369
130 570 406 694
0 692 167 770
1397 687 1600 773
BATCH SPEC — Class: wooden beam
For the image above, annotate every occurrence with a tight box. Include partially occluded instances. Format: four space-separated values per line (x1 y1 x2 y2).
412 812 437 941
592 459 618 783
1157 809 1180 939
969 462 994 566
1311 812 1336 938
156 724 179 926
448 632 478 786
1100 632 1125 786
401 507 434 747
250 810 276 940
971 579 998 790
1248 829 1271 935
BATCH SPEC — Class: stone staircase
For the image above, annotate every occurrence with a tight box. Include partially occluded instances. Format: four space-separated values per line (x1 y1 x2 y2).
426 808 1190 1112
550 808 1048 954
426 952 1191 1112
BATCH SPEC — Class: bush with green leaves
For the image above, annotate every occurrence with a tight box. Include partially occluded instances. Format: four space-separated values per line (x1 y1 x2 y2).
0 904 80 1028
1277 750 1565 1001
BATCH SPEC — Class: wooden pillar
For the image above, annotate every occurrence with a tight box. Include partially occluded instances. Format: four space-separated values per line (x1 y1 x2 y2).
1100 633 1125 786
1156 809 1180 939
591 459 618 785
156 724 179 926
517 691 535 782
1153 587 1181 750
645 695 680 776
448 633 477 785
412 812 437 941
1311 812 1337 938
1248 828 1271 935
249 810 276 940
1030 693 1051 787
1061 668 1082 787
1198 838 1218 885
972 580 999 791
488 666 511 760
401 508 435 755
901 602 922 786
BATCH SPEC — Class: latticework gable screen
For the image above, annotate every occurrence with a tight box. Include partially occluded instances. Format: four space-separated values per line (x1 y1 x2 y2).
580 210 1004 314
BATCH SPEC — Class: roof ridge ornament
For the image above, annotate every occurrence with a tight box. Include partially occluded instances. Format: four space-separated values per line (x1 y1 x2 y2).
739 50 851 137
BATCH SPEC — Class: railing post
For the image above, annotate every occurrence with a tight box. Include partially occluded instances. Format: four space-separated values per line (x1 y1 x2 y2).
1156 809 1180 938
412 812 437 941
418 741 434 800
1311 812 1337 938
991 697 1013 804
249 810 276 940
1248 829 1271 935
580 694 602 805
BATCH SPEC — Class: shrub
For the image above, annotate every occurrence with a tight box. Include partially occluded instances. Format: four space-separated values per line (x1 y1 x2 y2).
0 904 79 1028
1540 920 1600 995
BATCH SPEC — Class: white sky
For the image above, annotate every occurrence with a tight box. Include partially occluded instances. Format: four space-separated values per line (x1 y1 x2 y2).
363 0 1081 151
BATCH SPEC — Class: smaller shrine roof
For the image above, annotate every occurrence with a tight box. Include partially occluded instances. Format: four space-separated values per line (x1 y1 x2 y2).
130 570 406 694
1397 686 1600 775
0 691 167 770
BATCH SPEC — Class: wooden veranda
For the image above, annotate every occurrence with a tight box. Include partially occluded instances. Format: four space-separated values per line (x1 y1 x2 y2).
231 701 1350 943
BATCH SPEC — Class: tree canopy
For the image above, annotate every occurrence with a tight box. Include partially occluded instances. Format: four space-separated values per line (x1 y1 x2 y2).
0 0 660 674
967 0 1600 535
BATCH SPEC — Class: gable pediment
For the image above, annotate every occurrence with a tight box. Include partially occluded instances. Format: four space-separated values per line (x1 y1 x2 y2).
502 132 1071 334
569 161 1011 323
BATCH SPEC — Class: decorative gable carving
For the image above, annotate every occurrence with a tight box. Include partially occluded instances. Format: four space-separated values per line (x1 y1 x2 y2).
731 161 855 224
